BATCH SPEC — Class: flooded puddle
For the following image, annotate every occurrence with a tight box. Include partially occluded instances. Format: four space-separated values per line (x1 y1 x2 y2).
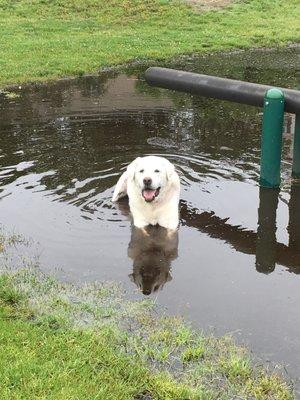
0 47 300 386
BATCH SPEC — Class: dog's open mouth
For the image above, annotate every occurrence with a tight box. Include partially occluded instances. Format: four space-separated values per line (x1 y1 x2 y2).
142 187 160 202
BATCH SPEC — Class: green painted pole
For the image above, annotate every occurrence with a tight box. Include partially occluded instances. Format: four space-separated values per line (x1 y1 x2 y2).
292 114 300 179
260 88 285 188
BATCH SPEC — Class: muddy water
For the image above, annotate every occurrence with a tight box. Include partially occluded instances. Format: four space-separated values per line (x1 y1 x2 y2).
1 47 300 387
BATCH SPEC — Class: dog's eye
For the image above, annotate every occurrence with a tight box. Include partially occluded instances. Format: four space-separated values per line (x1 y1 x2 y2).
154 169 160 173
139 169 144 173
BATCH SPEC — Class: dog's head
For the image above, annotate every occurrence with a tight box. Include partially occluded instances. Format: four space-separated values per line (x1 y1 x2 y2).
126 156 177 203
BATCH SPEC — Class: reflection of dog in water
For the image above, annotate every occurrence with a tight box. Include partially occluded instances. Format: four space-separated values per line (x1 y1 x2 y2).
114 199 179 295
128 225 178 296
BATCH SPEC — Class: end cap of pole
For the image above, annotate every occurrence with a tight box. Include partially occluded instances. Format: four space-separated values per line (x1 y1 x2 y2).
265 88 284 100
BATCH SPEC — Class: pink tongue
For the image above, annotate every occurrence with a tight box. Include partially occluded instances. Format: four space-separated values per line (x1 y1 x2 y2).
142 189 156 201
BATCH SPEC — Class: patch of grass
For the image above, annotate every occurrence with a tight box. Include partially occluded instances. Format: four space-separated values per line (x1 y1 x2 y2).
0 228 31 252
0 229 295 399
0 90 20 99
0 0 299 86
0 268 294 399
220 354 253 382
0 315 195 400
248 375 295 400
0 275 25 306
181 345 205 362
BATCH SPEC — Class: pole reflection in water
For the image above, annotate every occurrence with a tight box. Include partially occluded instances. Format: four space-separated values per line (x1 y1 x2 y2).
181 184 300 277
288 184 300 256
256 183 300 274
255 187 279 274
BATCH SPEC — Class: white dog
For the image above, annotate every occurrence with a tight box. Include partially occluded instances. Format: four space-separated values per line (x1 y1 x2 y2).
112 156 180 230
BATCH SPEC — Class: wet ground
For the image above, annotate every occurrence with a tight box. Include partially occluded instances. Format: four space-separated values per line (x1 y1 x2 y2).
0 47 300 389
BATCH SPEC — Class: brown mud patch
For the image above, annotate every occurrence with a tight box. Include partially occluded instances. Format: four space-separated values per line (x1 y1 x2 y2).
186 0 233 11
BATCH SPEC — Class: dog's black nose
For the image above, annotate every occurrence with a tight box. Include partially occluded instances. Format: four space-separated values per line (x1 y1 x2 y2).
143 177 152 186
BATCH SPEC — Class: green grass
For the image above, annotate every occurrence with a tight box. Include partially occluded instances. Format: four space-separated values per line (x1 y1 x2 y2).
0 314 195 400
0 229 30 251
0 228 296 398
0 264 294 399
0 0 299 86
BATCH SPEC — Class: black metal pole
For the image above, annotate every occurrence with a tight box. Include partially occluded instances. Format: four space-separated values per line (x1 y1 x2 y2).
145 67 300 114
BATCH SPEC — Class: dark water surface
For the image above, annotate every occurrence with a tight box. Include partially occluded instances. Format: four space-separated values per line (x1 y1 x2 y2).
1 47 300 388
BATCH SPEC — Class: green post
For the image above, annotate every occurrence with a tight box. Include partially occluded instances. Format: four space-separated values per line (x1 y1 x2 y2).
292 114 300 179
260 88 285 188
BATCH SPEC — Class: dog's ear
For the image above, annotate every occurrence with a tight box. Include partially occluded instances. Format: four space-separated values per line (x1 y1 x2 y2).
112 157 141 202
112 170 128 202
126 157 141 180
164 159 176 181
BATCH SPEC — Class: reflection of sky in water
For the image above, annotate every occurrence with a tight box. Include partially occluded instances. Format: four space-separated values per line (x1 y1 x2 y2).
0 47 300 387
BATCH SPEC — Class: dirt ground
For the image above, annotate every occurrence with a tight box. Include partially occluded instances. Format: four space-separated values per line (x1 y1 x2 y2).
186 0 233 11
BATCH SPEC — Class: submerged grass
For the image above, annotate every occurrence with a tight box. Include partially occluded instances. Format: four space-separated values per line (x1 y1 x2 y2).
0 229 30 251
0 0 299 86
0 229 295 399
